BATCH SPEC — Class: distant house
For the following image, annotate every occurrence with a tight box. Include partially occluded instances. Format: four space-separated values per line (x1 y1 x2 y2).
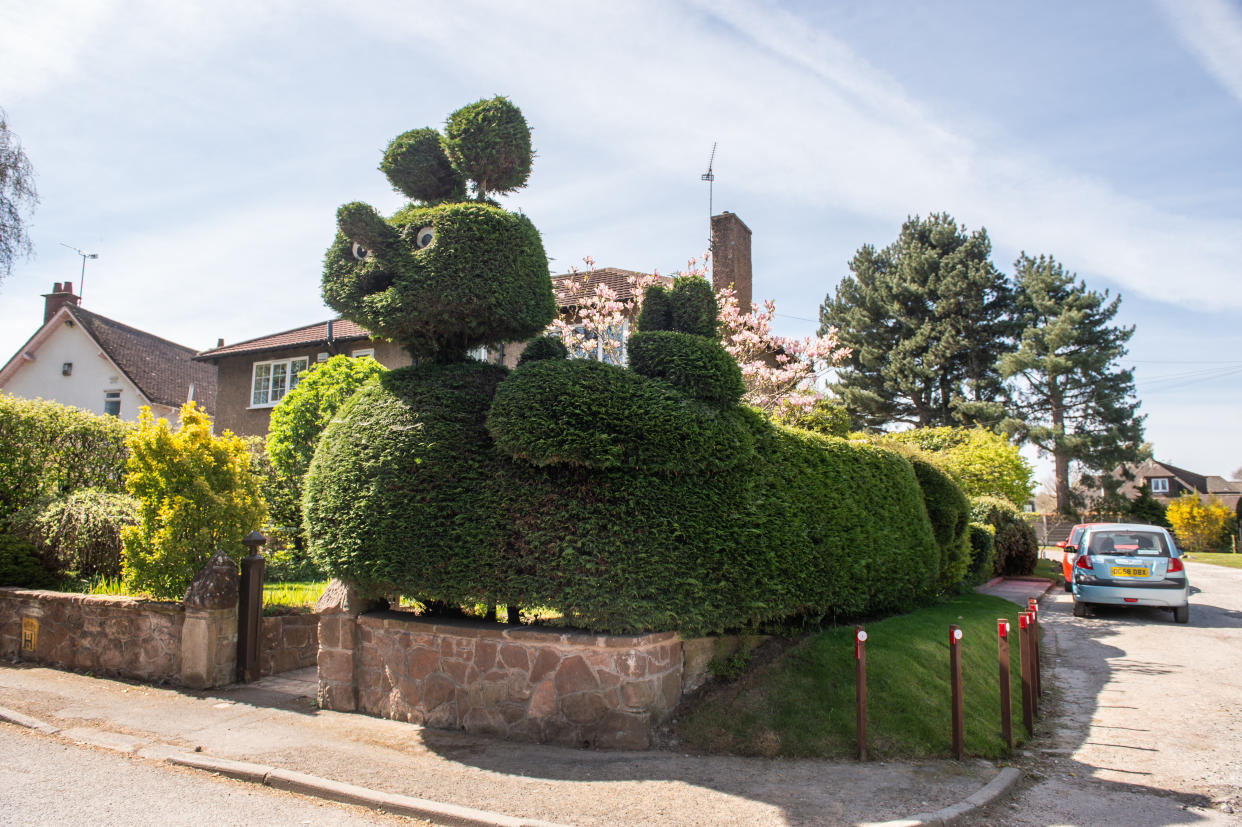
0 282 216 422
198 211 756 437
1112 458 1242 514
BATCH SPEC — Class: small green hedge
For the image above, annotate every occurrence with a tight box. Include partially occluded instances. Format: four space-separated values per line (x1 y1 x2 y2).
908 456 971 591
0 534 56 589
968 522 996 584
487 358 754 473
971 496 1039 577
9 489 137 581
627 331 744 405
0 395 132 527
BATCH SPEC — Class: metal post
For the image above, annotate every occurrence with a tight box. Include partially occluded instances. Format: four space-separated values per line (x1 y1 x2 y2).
855 626 868 761
236 531 267 683
998 619 1012 750
1028 598 1041 704
1019 612 1034 735
950 624 964 760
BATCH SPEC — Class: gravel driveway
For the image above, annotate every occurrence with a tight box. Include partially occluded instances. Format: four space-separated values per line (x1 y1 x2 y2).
963 559 1242 825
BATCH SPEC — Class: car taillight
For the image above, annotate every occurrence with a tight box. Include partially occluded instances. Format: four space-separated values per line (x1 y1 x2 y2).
1075 555 1093 570
1168 557 1184 573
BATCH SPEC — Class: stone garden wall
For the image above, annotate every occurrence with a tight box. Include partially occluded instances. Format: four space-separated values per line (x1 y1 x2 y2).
260 613 318 677
0 588 185 683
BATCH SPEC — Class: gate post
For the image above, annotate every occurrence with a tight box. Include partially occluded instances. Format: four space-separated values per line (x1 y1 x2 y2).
236 530 267 683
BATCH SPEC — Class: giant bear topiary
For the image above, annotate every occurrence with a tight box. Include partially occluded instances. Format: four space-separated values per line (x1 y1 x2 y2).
304 98 953 636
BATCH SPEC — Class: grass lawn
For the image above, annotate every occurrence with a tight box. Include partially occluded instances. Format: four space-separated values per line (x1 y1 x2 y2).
263 580 328 611
676 592 1036 760
1031 555 1065 587
1183 552 1242 570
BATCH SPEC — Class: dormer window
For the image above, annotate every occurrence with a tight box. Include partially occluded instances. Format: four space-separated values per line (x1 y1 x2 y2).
1150 478 1169 494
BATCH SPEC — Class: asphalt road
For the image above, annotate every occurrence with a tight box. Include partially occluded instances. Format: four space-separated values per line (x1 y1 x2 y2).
0 722 423 826
962 559 1242 826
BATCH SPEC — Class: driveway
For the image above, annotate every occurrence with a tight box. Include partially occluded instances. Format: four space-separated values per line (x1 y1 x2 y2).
963 560 1242 825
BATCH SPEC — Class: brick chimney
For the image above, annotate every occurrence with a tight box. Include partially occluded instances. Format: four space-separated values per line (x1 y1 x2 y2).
43 281 81 324
710 212 752 311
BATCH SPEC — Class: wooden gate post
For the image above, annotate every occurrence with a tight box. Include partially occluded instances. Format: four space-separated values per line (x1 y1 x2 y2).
236 530 267 683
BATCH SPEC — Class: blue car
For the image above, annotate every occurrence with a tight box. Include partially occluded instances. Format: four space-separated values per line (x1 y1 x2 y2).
1070 523 1190 623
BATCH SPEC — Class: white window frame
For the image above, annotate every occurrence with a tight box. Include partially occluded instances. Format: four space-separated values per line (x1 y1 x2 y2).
103 390 121 418
250 356 309 408
567 320 630 366
351 348 375 359
1150 477 1169 494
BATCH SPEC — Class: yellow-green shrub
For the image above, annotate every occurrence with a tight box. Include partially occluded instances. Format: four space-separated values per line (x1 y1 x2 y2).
1167 493 1232 552
121 403 265 599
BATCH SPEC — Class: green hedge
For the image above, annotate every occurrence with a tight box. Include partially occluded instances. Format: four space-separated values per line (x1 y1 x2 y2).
908 456 971 591
967 522 996 584
487 358 754 473
0 534 56 589
627 331 744 405
306 362 943 635
0 395 132 528
9 489 137 581
971 496 1039 577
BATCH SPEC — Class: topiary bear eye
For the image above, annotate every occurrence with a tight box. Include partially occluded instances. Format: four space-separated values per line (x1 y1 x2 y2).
414 226 435 249
351 242 369 261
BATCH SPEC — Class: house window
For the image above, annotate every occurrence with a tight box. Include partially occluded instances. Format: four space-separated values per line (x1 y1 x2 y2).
566 321 629 365
1150 478 1169 494
251 357 309 407
103 390 121 417
468 345 491 363
351 348 375 359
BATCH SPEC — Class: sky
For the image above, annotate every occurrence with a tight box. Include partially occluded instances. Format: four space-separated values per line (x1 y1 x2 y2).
1 0 1239 486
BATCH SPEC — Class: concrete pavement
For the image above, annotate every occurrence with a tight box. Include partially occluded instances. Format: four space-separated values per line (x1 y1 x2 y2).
0 581 1058 827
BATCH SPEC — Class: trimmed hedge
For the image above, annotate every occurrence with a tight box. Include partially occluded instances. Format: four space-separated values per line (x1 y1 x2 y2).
628 331 744 405
908 456 971 592
971 496 1039 577
0 534 56 589
9 489 137 581
517 335 568 366
380 127 465 203
306 361 943 635
0 395 132 527
487 358 754 473
968 523 996 584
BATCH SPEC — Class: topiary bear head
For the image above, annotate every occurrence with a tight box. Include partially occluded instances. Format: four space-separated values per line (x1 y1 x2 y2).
322 97 556 362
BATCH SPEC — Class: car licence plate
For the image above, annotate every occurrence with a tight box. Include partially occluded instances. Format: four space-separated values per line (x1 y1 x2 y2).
1110 566 1149 577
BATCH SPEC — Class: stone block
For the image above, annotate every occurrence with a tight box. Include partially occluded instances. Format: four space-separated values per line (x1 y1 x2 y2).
423 673 456 710
396 675 424 707
554 655 598 695
527 680 556 719
499 644 529 671
463 706 507 737
528 648 561 684
620 679 656 710
473 638 498 672
318 681 356 712
594 710 651 750
318 649 354 683
424 700 458 729
408 646 440 680
561 691 609 725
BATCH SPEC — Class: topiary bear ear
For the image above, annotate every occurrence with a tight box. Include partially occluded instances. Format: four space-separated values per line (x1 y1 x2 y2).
637 284 673 332
380 128 466 203
443 96 533 199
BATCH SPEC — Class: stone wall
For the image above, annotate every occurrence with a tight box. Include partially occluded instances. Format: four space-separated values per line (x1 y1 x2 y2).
261 613 318 677
0 588 185 683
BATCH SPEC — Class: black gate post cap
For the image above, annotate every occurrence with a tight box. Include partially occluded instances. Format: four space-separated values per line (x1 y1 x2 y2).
242 530 268 555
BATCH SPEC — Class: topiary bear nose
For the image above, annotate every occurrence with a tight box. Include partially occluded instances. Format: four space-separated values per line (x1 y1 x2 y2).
337 201 407 266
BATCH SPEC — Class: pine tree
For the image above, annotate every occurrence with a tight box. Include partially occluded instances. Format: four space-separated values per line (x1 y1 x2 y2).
819 214 1014 429
999 254 1145 515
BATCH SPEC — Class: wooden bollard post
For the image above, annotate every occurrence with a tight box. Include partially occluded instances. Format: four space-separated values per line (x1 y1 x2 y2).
1019 612 1034 735
855 626 868 761
1028 598 1041 704
997 619 1013 750
949 624 964 760
236 530 267 684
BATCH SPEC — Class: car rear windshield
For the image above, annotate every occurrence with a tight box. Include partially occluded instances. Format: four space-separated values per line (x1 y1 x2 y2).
1085 530 1170 556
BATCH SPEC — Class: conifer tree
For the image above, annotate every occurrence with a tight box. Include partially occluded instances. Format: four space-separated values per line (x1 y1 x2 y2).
819 214 1014 429
999 254 1145 515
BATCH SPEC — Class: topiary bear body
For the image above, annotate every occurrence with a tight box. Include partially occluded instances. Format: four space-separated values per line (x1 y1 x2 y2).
305 99 951 636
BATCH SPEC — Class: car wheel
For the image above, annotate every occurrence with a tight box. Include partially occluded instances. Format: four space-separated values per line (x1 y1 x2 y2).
1073 599 1088 618
1173 605 1189 624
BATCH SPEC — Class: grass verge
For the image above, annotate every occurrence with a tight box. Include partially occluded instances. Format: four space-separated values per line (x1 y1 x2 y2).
1183 552 1242 569
263 580 328 612
676 592 1035 760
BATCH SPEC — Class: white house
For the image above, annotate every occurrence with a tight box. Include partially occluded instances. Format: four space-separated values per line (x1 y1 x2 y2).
0 282 216 421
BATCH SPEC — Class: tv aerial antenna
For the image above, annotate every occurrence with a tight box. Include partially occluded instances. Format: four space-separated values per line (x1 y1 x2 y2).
59 243 99 301
701 142 717 253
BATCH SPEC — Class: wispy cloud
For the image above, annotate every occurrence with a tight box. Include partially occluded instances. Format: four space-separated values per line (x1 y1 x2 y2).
1158 0 1242 106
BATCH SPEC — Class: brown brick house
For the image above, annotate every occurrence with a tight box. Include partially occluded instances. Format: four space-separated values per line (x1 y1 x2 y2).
1109 458 1242 514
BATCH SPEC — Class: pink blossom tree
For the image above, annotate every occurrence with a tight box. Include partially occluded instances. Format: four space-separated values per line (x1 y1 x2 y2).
550 255 850 414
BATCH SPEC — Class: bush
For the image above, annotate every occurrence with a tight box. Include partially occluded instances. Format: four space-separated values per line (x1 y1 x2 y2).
122 403 266 599
627 330 745 405
0 395 131 528
1126 486 1170 528
1167 493 1233 553
875 427 1033 506
971 496 1039 576
9 489 137 581
907 456 971 591
772 398 852 438
517 335 568 366
307 361 942 635
967 523 996 584
487 358 755 473
0 534 56 588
